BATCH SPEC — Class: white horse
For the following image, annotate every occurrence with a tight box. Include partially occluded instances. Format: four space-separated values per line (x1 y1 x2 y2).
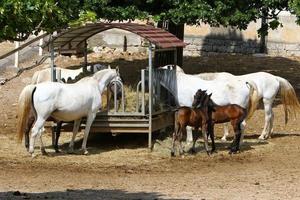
17 68 119 156
156 68 259 143
166 65 300 140
31 64 108 84
196 71 300 140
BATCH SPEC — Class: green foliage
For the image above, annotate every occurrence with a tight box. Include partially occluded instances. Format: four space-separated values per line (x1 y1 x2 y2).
69 10 97 27
1 0 300 41
289 0 300 24
0 0 82 41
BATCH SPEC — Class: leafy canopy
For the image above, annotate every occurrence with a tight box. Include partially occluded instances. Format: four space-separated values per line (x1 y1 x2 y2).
0 0 299 41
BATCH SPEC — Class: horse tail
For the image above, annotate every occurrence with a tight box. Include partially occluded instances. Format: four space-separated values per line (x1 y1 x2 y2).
245 81 259 120
276 76 300 124
31 71 39 84
17 85 36 143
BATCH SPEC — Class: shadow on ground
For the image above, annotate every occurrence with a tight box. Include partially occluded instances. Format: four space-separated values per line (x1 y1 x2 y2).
1 189 186 200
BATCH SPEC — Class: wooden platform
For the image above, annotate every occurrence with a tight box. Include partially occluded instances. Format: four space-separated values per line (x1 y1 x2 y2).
51 110 175 148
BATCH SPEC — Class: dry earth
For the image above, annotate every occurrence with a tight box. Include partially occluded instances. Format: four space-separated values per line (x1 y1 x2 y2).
1 52 300 199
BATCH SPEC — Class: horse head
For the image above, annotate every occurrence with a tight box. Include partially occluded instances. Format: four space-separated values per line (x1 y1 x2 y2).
192 89 207 108
108 75 124 100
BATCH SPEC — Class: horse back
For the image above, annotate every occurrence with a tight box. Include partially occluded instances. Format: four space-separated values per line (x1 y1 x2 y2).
213 104 247 123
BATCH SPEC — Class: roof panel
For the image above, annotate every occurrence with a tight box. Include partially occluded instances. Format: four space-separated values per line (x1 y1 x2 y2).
46 23 186 50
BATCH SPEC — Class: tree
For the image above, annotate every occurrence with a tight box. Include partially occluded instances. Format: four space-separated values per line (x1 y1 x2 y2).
0 0 82 41
1 0 299 42
290 0 300 24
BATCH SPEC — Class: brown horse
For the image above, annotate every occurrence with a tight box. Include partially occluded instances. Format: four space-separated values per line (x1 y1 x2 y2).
171 90 215 156
192 89 248 154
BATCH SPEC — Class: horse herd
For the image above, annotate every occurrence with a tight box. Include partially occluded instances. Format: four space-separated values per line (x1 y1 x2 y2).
16 64 300 157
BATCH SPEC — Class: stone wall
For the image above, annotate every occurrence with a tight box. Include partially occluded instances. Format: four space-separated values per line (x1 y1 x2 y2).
87 13 300 56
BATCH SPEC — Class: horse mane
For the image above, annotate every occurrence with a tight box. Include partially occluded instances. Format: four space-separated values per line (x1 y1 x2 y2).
154 68 178 104
92 69 115 80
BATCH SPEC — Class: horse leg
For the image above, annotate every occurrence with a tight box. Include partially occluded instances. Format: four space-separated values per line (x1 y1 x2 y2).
238 120 247 145
229 120 242 154
208 123 216 153
201 123 210 155
178 126 186 156
239 121 246 147
25 109 36 151
171 123 180 157
29 117 45 157
81 112 96 155
186 126 193 144
38 129 47 155
68 119 81 153
259 98 274 140
191 129 200 154
54 121 62 153
221 123 230 142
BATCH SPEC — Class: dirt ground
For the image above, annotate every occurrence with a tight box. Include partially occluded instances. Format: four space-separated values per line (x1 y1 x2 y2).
1 52 300 199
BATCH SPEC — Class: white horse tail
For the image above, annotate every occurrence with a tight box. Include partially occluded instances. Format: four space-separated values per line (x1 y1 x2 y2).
31 71 40 84
17 85 36 142
245 81 259 120
276 76 300 124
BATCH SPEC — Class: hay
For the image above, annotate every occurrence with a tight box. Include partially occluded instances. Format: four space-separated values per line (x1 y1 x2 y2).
102 85 150 113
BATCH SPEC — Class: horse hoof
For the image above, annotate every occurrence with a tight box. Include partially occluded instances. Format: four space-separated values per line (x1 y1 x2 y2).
31 153 37 158
258 135 267 141
55 149 61 153
41 149 48 156
83 150 89 155
191 148 197 154
229 150 240 154
171 152 175 157
210 150 217 154
67 149 74 154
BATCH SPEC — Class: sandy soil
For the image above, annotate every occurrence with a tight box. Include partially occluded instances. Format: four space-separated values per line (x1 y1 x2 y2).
1 52 300 199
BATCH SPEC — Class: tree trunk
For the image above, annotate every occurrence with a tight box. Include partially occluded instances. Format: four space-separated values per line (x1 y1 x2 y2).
155 21 184 67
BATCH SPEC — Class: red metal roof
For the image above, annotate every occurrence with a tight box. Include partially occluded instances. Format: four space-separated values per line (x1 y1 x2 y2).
47 22 186 50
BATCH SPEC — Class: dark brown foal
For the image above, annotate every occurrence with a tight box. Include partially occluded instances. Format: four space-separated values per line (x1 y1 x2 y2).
192 90 247 154
171 90 215 156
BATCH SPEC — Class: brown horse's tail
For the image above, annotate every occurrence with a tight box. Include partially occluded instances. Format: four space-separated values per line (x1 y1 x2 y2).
276 76 300 124
17 85 36 143
245 81 259 120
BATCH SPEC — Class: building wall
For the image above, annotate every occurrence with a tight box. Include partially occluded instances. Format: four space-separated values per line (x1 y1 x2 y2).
184 12 300 56
88 13 300 56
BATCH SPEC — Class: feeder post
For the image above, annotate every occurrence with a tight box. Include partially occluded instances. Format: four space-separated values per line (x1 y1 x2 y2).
14 41 19 68
141 70 145 115
50 38 56 82
39 31 44 56
148 43 153 150
83 40 88 72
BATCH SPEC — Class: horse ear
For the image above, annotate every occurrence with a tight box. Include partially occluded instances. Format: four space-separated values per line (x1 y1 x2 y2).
209 93 212 97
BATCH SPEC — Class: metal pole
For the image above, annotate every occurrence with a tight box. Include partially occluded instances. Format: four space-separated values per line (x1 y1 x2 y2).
39 31 44 56
14 41 19 68
136 81 141 112
50 39 56 82
57 68 61 82
114 77 117 113
174 48 177 68
141 70 145 115
83 40 88 72
148 44 153 150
